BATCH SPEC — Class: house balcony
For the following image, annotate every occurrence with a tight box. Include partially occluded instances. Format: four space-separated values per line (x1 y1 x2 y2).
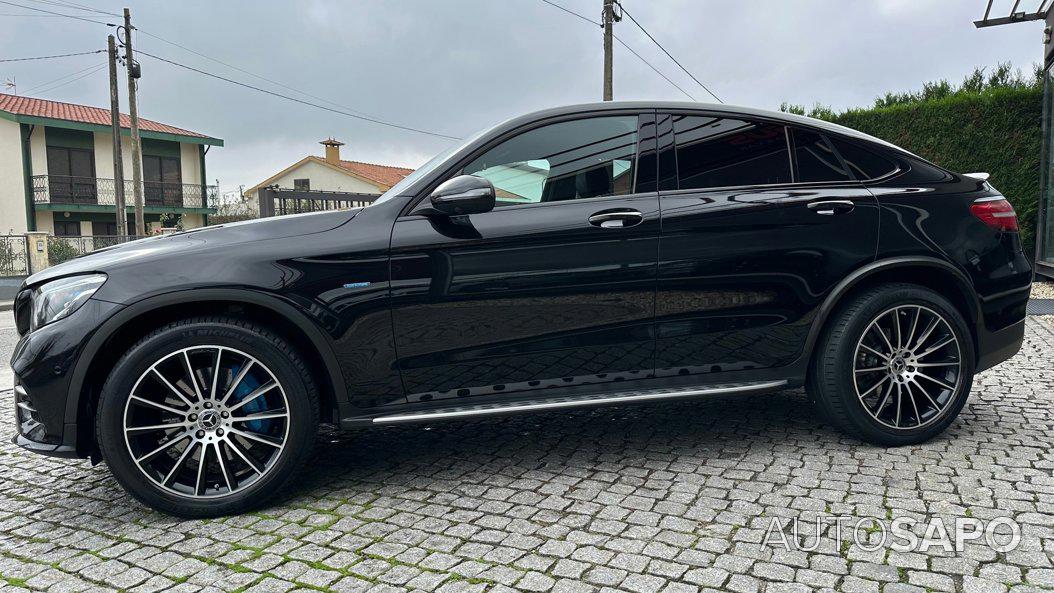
31 175 218 213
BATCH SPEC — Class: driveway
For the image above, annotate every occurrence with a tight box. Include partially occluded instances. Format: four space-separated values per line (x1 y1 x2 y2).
0 319 1052 593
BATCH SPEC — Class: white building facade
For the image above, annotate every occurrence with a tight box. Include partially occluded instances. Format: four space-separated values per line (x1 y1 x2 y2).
0 93 222 237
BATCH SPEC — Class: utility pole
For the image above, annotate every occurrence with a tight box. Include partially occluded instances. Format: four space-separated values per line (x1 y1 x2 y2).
602 0 616 101
123 7 145 235
107 35 128 236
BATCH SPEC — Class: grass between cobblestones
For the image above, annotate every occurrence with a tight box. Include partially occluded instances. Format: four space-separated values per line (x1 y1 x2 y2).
1 319 1053 592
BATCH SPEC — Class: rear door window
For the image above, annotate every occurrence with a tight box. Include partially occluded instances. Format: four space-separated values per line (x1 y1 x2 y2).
671 116 792 190
792 128 851 182
827 136 899 180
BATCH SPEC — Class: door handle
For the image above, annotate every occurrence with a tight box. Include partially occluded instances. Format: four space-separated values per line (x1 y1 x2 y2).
807 200 855 216
588 209 644 228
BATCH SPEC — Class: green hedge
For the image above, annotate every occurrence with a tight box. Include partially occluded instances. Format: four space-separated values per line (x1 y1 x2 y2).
819 86 1043 254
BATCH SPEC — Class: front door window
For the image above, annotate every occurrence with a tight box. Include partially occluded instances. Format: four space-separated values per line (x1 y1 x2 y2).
461 116 639 206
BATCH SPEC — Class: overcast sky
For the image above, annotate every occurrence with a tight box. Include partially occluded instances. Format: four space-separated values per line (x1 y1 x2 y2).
0 0 1045 194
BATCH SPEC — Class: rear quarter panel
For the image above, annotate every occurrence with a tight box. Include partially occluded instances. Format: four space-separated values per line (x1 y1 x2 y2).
867 155 1032 333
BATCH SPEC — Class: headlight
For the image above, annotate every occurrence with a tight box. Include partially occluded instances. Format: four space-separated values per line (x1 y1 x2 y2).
31 274 106 331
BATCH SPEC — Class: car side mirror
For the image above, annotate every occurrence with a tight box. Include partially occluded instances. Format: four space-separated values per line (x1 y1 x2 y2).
425 175 495 216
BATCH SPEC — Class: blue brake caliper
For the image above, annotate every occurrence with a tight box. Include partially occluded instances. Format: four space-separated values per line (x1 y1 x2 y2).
228 364 270 434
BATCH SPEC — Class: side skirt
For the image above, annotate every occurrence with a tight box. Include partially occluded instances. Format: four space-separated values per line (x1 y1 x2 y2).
346 379 788 426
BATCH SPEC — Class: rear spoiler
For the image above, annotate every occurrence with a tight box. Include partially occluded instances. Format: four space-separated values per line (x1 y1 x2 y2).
964 172 990 181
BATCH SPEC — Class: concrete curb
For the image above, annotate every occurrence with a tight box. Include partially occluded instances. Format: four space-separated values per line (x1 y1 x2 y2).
0 301 11 313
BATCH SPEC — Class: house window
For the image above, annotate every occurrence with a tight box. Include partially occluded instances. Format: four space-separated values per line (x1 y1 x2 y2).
294 178 310 191
54 221 81 237
142 155 182 206
46 146 96 203
92 221 119 237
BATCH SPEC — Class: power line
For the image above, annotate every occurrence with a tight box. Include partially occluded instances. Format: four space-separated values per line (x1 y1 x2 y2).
21 0 120 17
0 49 104 62
538 0 596 26
614 34 694 101
619 5 722 103
3 5 452 139
135 28 378 119
0 0 114 25
135 50 461 141
31 62 105 95
22 60 104 93
535 0 696 101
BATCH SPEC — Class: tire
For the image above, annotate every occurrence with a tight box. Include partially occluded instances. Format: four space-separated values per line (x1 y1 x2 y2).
96 316 319 517
807 283 975 446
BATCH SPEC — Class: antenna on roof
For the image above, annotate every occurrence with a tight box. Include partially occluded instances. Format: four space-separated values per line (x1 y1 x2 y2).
3 78 15 95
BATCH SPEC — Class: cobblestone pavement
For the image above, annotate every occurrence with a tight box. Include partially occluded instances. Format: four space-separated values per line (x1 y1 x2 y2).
1 320 1053 593
1 315 16 390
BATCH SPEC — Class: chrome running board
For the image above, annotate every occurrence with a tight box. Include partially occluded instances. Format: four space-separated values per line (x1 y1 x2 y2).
371 380 787 425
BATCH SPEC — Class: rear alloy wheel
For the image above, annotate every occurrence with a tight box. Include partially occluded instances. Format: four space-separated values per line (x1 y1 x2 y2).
808 284 974 446
97 318 318 517
852 305 963 430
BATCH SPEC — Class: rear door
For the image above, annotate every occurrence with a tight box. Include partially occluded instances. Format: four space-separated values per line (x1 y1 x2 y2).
655 113 880 378
388 113 660 404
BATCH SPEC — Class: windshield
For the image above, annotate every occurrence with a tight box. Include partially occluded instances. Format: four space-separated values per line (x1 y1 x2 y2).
371 125 491 206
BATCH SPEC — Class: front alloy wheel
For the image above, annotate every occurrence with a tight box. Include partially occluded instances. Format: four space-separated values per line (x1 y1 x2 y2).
97 318 318 517
123 346 290 498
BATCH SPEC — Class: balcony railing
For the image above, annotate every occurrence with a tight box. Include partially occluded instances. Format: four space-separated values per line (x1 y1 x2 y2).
32 175 218 210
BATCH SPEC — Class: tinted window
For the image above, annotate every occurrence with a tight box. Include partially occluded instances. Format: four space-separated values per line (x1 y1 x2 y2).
828 137 898 180
672 116 791 189
793 129 850 182
462 116 638 207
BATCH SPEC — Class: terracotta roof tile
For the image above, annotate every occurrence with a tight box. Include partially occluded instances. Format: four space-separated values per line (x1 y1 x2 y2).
337 159 414 188
0 92 214 139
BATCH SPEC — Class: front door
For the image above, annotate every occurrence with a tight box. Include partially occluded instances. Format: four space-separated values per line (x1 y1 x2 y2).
389 113 660 404
655 113 880 378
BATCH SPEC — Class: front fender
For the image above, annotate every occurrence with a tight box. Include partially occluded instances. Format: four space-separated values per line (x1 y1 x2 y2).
65 288 349 435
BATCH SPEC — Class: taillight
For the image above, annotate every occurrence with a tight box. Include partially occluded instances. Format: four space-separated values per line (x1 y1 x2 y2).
970 197 1018 232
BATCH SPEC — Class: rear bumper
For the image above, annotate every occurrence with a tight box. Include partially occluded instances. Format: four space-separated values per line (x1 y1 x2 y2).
976 318 1025 373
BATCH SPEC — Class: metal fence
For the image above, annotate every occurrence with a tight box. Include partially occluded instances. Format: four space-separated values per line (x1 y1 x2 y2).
32 175 219 209
47 235 148 266
0 235 29 276
258 187 378 217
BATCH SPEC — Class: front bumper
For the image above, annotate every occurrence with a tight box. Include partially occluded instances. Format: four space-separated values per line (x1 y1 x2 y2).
10 298 124 457
12 383 78 457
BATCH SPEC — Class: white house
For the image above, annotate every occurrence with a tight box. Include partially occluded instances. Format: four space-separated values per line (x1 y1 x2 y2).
0 93 222 237
243 138 413 208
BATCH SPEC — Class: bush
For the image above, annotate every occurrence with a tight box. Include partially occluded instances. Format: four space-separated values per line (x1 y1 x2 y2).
784 64 1044 254
47 237 82 266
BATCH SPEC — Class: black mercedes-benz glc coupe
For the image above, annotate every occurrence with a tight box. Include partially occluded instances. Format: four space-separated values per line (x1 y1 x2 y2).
11 102 1032 516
